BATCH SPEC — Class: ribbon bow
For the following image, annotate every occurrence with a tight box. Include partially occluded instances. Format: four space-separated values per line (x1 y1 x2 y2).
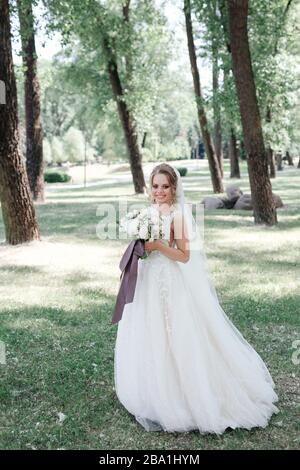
111 239 145 324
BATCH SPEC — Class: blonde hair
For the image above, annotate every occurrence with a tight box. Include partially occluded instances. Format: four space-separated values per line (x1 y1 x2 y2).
149 163 177 205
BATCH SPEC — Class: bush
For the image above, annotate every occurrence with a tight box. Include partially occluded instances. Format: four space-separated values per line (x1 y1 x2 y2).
44 170 71 183
176 167 188 177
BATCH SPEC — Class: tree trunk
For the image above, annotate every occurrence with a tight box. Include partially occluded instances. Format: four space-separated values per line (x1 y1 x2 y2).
298 155 300 169
0 0 40 244
141 132 147 148
184 0 223 193
265 106 276 179
229 128 240 178
227 0 277 225
276 153 283 171
268 147 276 178
103 37 145 194
285 151 294 166
17 0 44 202
212 46 224 178
240 139 247 160
122 0 133 87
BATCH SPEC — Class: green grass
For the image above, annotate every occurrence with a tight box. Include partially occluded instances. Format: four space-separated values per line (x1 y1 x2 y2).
0 160 300 449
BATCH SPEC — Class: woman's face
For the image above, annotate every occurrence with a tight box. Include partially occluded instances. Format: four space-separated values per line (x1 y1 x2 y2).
151 173 173 206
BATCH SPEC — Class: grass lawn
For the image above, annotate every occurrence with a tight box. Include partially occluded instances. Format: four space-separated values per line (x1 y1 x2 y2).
0 160 299 450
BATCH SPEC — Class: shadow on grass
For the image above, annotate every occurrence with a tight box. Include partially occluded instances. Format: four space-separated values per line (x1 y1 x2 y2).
0 265 44 275
0 299 118 449
0 165 299 449
0 284 298 449
209 246 299 270
203 210 300 230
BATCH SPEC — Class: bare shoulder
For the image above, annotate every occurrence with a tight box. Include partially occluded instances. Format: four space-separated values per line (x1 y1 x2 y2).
170 208 182 226
170 206 183 219
171 209 188 240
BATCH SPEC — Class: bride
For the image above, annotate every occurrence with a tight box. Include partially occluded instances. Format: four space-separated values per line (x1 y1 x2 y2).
113 163 279 434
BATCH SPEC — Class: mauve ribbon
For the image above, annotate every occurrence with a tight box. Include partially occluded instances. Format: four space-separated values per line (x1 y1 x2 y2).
111 239 145 324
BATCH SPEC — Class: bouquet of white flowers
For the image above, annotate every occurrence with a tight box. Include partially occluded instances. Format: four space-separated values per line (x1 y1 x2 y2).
119 206 168 258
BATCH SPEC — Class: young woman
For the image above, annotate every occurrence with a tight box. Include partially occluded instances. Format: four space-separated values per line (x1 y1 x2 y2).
114 163 278 434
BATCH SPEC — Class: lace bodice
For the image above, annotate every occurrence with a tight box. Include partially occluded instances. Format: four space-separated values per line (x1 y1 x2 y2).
141 211 176 335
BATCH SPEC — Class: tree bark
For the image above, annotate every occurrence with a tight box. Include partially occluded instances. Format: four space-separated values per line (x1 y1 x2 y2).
212 46 224 178
17 0 44 202
227 0 277 225
229 128 240 178
285 151 294 166
122 0 133 88
266 106 276 179
276 152 283 171
184 0 223 193
103 37 145 194
0 0 40 244
240 139 247 160
141 132 147 148
267 147 276 178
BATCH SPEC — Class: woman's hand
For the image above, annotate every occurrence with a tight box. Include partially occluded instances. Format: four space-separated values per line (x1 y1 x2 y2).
144 240 162 252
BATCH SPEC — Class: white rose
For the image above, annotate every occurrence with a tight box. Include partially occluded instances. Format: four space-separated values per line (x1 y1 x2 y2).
151 215 159 225
128 219 139 237
139 208 148 217
139 225 149 239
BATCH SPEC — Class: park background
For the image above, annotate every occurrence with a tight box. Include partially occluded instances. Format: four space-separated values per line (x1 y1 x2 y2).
0 0 300 450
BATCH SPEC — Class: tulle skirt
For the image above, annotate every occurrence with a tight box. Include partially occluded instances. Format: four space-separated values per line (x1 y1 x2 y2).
114 250 279 434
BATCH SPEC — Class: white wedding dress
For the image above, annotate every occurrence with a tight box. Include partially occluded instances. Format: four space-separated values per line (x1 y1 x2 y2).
114 171 279 434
